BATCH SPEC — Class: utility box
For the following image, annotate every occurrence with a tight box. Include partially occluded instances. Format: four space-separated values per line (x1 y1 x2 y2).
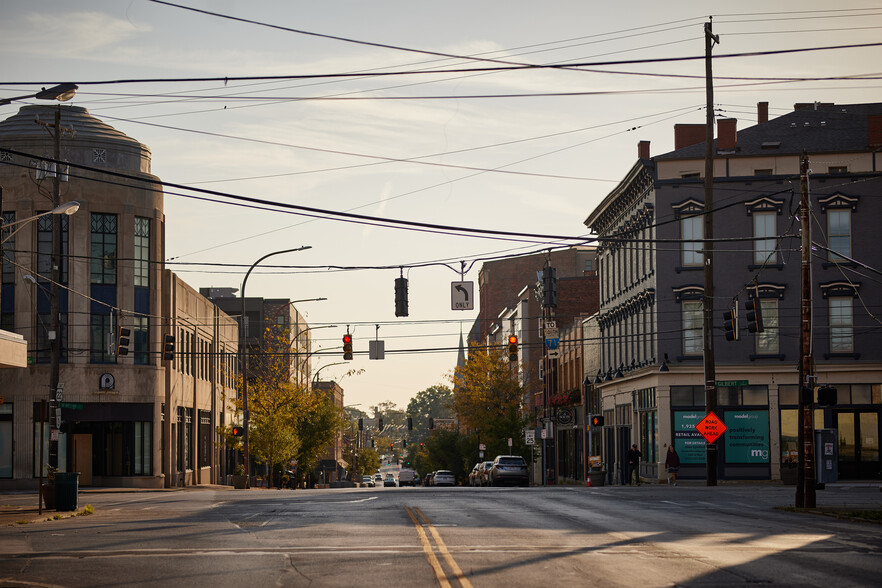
815 428 838 486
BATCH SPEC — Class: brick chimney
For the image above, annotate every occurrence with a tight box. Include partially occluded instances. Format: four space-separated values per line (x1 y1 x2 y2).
717 118 737 151
757 102 769 124
674 124 705 150
638 140 650 159
869 115 882 147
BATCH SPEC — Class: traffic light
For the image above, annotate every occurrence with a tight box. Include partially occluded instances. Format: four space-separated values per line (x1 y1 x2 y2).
542 266 557 308
231 426 244 436
390 443 394 451
407 417 413 430
746 296 764 333
723 306 739 341
117 327 131 356
508 335 518 362
395 276 409 317
371 439 375 448
378 418 384 431
163 334 175 360
358 418 364 431
591 415 605 427
403 439 408 448
429 417 434 430
343 333 353 360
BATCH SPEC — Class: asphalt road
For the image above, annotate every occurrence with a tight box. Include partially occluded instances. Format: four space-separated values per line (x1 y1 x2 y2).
0 483 880 587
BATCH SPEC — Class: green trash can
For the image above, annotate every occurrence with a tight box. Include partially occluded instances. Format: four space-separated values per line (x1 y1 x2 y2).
54 472 80 511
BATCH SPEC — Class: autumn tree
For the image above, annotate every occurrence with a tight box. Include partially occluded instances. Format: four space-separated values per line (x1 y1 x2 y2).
452 342 530 460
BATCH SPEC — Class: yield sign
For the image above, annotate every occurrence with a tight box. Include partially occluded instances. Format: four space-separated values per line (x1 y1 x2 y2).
695 411 727 444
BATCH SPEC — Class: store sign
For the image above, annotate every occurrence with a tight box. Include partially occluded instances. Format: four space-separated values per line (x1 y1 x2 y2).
674 412 707 464
723 411 769 463
557 408 574 425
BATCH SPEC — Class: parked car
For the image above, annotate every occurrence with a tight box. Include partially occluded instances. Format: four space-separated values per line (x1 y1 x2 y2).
423 472 435 486
478 461 494 486
374 473 383 483
488 455 529 487
383 473 397 487
432 470 455 486
468 463 483 487
361 475 375 487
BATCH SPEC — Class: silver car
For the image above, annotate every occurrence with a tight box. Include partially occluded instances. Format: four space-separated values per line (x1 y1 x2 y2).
488 455 529 487
431 470 455 486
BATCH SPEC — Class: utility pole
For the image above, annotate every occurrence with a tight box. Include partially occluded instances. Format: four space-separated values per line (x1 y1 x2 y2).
48 106 63 469
797 151 817 508
702 19 720 486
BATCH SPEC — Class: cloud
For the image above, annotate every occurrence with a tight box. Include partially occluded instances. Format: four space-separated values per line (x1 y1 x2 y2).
4 10 146 57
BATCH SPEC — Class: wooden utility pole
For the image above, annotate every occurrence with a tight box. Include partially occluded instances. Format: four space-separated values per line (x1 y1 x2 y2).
702 19 719 486
797 151 817 508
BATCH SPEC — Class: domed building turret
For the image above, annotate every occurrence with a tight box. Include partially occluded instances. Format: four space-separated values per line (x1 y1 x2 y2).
0 105 238 489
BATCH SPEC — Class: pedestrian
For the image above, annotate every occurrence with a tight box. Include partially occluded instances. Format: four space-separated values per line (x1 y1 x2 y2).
626 444 642 485
665 445 680 486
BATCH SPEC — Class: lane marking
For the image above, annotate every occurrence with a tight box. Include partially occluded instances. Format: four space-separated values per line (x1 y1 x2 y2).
414 507 473 588
405 506 451 588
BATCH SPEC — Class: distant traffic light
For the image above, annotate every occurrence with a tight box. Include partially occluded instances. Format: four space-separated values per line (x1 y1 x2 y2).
395 276 409 317
378 418 384 431
746 295 764 333
343 334 353 360
542 266 557 308
723 305 739 341
371 439 375 448
231 426 244 436
508 335 518 362
163 334 175 360
358 418 364 431
117 326 131 356
403 439 408 448
407 417 413 430
429 417 434 430
591 415 605 427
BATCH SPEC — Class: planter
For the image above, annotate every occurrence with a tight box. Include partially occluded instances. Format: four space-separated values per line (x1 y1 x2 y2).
781 466 798 485
41 484 56 510
588 470 607 487
231 474 248 489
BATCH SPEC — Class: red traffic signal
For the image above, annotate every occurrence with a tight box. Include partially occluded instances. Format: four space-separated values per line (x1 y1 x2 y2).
508 335 518 362
343 334 353 360
231 426 244 436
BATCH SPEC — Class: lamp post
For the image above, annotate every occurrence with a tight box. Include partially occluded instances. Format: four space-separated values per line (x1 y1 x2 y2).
240 246 311 483
291 324 336 387
312 361 346 384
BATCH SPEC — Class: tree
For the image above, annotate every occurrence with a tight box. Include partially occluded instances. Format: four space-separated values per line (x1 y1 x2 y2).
292 390 347 487
452 342 530 460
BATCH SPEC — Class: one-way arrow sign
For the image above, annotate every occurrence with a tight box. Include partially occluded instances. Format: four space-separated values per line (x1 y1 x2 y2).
451 281 474 310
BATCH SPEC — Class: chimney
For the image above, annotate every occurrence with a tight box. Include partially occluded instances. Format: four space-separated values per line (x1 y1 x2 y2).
674 124 705 150
638 140 650 159
717 118 737 151
869 115 882 147
757 102 768 124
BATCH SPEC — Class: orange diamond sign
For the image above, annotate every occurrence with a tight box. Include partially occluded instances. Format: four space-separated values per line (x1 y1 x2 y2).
695 411 727 444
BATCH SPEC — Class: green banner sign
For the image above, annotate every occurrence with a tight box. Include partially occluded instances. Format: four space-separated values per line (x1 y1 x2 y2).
673 411 706 464
724 411 770 463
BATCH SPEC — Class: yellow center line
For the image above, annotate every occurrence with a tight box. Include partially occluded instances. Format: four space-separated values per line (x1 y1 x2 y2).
405 506 452 588
414 506 474 588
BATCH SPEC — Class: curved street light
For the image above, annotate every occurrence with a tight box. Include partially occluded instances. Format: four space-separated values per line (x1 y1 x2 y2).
0 201 80 245
241 246 311 483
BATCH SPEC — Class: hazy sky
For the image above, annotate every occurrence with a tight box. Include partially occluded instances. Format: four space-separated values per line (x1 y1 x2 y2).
2 1 880 410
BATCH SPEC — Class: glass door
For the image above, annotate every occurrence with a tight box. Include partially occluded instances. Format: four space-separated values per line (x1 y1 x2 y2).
835 411 880 479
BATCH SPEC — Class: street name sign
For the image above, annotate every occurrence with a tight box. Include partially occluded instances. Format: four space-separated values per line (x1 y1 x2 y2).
695 411 727 444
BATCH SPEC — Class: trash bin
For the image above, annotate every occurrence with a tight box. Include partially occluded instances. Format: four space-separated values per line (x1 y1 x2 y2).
54 472 80 511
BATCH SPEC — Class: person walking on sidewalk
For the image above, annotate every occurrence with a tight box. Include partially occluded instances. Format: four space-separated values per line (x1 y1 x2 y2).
627 444 642 485
665 445 681 486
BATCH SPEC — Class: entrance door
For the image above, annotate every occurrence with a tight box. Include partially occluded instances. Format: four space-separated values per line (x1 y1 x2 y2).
835 411 880 479
72 434 92 486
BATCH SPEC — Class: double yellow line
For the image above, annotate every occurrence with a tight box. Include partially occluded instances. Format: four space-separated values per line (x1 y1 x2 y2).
405 506 473 588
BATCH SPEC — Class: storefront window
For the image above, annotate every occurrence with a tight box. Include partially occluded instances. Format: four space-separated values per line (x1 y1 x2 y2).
0 404 12 478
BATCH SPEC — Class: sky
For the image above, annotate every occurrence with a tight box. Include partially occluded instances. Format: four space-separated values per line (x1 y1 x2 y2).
2 0 880 411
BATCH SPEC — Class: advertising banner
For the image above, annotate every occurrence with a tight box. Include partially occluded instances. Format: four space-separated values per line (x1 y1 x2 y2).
673 411 706 464
723 411 770 463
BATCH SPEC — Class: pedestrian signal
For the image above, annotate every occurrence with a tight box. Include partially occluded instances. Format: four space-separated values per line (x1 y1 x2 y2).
231 426 244 436
591 415 605 427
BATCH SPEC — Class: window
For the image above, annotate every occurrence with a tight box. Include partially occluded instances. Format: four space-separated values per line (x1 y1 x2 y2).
584 259 593 272
90 314 115 363
0 404 12 478
1 212 14 283
133 315 149 365
828 166 847 174
756 299 779 354
134 421 152 475
681 215 703 267
828 209 851 262
753 212 777 264
682 300 703 355
90 214 117 284
754 169 773 175
134 217 150 287
37 214 69 283
829 297 853 352
198 411 212 468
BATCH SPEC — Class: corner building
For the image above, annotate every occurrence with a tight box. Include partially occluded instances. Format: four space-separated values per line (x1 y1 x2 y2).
585 102 882 484
0 105 238 488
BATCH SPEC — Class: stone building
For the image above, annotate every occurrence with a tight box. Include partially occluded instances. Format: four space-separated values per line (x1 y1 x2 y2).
0 105 238 488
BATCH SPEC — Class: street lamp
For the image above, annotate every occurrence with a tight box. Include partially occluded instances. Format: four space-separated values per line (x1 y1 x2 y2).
0 201 80 244
312 361 346 383
291 324 337 387
240 246 311 484
0 83 78 106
